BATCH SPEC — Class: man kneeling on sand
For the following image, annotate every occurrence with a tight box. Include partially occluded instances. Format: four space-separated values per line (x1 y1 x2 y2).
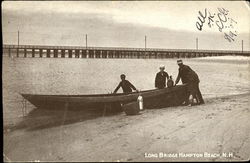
175 59 205 106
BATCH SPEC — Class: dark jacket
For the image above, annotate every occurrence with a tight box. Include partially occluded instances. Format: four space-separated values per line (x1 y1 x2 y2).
176 65 199 84
114 80 137 93
155 71 169 89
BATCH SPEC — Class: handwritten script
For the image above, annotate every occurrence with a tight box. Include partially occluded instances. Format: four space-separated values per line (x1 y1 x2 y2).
196 8 238 42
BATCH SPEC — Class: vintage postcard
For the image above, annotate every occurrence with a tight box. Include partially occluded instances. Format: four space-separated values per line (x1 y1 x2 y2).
2 1 250 162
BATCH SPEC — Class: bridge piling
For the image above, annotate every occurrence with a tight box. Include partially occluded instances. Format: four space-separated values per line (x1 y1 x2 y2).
75 49 79 58
68 50 72 58
39 49 43 58
8 48 11 57
61 49 65 58
32 49 35 58
54 49 58 58
24 49 27 58
81 50 86 58
16 48 19 58
46 49 50 58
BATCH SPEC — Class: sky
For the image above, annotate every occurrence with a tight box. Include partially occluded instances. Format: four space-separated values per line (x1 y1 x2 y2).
2 1 250 51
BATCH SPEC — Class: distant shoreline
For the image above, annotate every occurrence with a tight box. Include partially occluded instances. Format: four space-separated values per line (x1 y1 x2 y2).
193 55 250 64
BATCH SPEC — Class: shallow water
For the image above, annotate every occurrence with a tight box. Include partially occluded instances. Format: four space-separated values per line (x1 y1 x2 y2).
2 56 250 126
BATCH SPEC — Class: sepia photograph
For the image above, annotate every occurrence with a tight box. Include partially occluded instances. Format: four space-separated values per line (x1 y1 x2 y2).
2 0 250 162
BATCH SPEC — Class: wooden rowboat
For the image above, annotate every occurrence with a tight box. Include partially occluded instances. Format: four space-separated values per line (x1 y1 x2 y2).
21 84 188 111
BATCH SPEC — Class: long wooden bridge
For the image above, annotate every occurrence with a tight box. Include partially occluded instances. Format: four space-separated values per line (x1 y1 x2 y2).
3 44 250 59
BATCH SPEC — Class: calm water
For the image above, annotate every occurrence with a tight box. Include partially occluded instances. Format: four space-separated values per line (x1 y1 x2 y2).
3 56 250 126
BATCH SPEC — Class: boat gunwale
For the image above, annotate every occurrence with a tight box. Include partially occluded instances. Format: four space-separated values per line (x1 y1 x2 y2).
20 85 186 98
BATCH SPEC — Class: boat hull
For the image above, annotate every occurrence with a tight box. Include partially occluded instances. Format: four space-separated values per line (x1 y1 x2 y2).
21 84 188 110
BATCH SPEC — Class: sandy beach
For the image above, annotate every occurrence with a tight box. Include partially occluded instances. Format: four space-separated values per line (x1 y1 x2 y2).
3 56 250 162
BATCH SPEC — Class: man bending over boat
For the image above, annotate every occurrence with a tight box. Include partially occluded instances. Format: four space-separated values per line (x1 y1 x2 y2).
113 74 138 94
175 59 205 106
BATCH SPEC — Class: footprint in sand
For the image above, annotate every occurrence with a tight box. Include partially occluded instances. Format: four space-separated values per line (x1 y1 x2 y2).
205 115 212 119
225 108 232 111
179 125 185 128
218 144 222 148
57 156 64 161
85 138 93 142
122 143 127 147
221 97 230 102
118 124 124 128
205 113 216 119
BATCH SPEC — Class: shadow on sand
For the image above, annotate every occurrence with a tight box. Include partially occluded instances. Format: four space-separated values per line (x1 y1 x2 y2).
11 107 123 131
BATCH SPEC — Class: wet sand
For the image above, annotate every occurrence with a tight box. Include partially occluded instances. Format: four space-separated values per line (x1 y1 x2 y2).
3 56 250 161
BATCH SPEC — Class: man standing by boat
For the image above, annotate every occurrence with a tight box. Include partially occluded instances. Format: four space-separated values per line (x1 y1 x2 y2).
113 74 138 94
175 59 205 105
155 65 169 89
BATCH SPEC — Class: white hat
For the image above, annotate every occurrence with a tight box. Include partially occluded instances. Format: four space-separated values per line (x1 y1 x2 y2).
177 59 183 64
159 65 165 69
